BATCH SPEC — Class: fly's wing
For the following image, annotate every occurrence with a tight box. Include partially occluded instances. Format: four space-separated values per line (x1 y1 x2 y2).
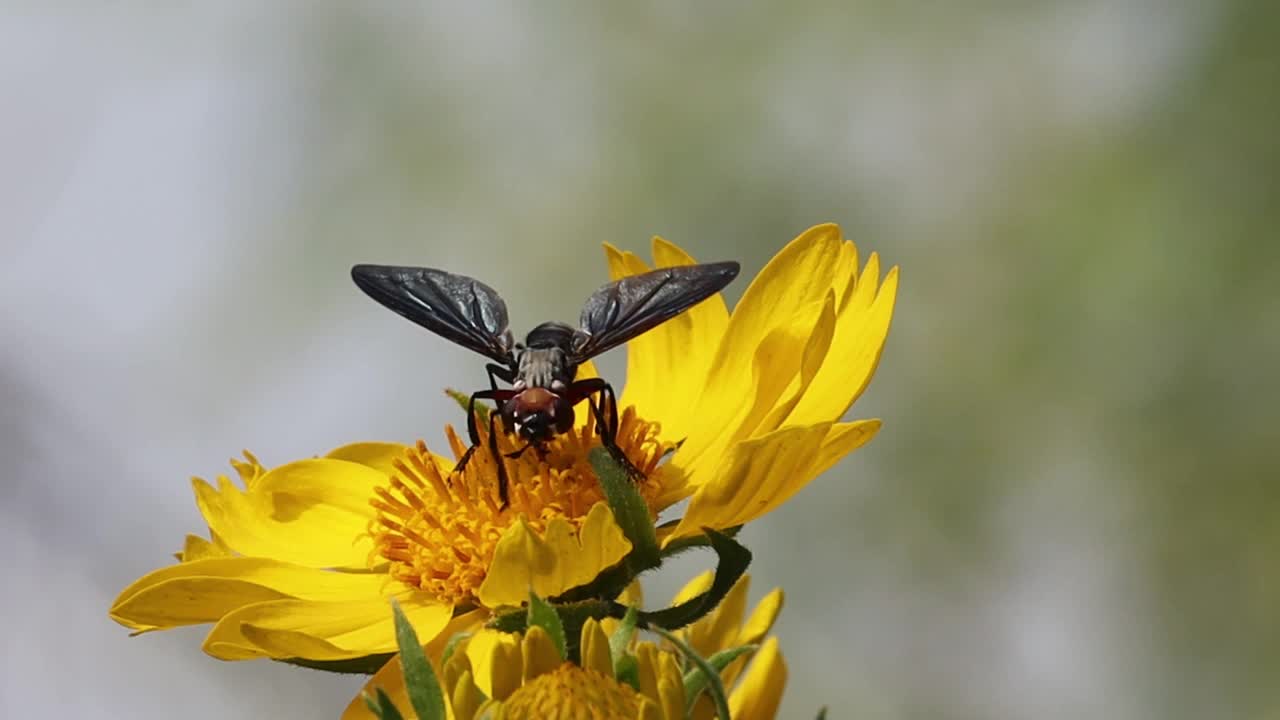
572 261 740 361
351 264 515 364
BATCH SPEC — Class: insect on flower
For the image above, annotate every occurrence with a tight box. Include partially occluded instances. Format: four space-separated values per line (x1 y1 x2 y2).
351 258 740 506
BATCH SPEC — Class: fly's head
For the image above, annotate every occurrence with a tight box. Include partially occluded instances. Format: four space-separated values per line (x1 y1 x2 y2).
507 387 576 444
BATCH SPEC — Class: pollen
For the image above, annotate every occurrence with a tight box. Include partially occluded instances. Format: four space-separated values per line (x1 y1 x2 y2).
500 663 644 720
369 406 669 605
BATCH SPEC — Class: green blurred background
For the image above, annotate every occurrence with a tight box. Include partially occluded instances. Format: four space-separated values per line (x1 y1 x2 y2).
3 2 1277 718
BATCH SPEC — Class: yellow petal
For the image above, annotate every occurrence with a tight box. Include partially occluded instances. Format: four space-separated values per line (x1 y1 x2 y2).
488 632 523 701
635 641 661 706
110 557 389 631
719 587 787 694
755 292 838 433
666 423 830 544
451 669 481 720
616 577 644 608
343 609 486 720
580 617 613 676
784 259 898 427
577 358 600 381
616 238 732 443
521 625 562 683
656 651 686 720
811 420 881 478
193 458 386 569
733 290 837 450
728 637 787 720
570 359 603 430
679 225 843 455
671 570 713 606
465 628 523 699
325 441 409 476
207 593 451 661
832 239 860 312
178 533 229 562
738 588 785 645
230 450 266 489
442 642 474 703
669 294 832 497
477 502 632 608
636 697 661 720
684 575 750 658
343 657 407 720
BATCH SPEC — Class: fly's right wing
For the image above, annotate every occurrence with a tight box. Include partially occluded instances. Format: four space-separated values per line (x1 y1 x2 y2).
351 264 515 364
572 261 740 362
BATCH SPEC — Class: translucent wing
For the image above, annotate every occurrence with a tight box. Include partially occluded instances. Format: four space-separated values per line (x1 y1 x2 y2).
572 261 740 362
351 264 515 364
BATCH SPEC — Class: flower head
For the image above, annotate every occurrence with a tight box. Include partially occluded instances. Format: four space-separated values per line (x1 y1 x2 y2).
345 576 787 720
109 224 896 665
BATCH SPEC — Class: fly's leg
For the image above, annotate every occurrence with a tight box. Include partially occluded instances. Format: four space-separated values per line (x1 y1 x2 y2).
454 363 517 474
589 382 645 481
488 409 511 508
566 378 644 482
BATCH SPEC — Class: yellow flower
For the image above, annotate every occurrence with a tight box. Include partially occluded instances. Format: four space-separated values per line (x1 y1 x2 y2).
109 223 895 663
344 576 787 720
608 224 897 544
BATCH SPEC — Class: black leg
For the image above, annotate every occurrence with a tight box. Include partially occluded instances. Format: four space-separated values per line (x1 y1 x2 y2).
488 409 510 507
456 387 506 474
590 382 644 481
485 362 517 386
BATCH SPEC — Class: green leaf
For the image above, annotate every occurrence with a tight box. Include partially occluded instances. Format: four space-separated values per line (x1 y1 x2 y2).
440 631 472 672
609 606 639 670
683 644 758 711
391 600 447 720
282 652 395 674
363 688 406 720
446 388 490 423
589 447 660 571
639 528 752 631
816 707 829 720
527 590 567 660
652 627 731 720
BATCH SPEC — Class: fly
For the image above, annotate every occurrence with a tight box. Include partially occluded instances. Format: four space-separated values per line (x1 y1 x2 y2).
351 257 740 507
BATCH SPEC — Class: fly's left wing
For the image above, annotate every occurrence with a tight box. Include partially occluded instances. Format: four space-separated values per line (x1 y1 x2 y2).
351 264 515 364
572 261 739 362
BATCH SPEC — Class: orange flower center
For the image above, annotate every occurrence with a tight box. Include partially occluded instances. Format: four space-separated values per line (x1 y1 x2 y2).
500 664 643 720
368 406 669 604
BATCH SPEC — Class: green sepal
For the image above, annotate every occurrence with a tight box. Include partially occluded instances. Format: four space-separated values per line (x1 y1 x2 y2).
392 600 447 720
489 598 618 664
489 599 615 633
590 447 660 572
615 652 641 690
363 688 406 720
816 707 829 719
659 524 743 559
446 388 490 423
281 652 395 674
526 590 568 661
683 644 758 711
488 529 751 638
609 606 639 668
638 528 752 631
652 627 731 720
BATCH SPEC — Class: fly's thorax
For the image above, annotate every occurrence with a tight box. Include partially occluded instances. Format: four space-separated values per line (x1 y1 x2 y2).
516 323 579 389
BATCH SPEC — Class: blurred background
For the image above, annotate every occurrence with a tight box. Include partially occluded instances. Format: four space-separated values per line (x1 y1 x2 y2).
3 2 1276 718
